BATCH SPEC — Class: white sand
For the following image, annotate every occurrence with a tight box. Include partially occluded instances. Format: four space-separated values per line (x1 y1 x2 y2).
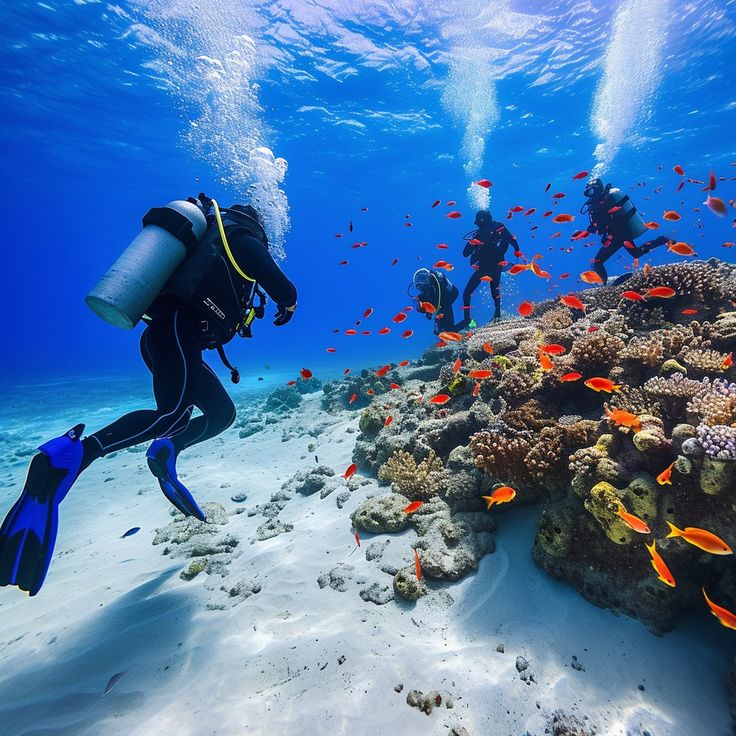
0 388 733 736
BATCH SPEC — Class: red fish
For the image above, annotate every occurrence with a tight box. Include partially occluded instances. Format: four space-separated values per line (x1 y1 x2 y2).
354 528 360 547
447 211 462 219
420 301 436 314
429 394 451 405
432 200 441 208
287 380 296 386
436 243 448 249
438 331 462 342
552 213 574 223
704 195 727 216
544 183 551 192
326 347 336 353
540 344 566 355
343 463 358 480
663 210 681 221
300 368 313 379
709 169 717 191
399 360 409 367
482 342 494 354
508 263 530 276
452 358 462 374
468 370 494 379
468 238 483 246
376 365 392 377
414 548 422 582
667 241 696 256
673 164 685 176
722 352 733 370
621 290 644 301
608 206 622 215
392 312 407 323
584 377 621 393
524 207 536 216
338 260 348 266
580 270 604 285
646 286 676 298
378 327 391 335
510 205 525 213
552 193 566 199
390 382 400 390
538 350 554 371
385 415 393 428
403 501 423 514
560 294 586 312
517 300 534 317
588 326 600 333
473 381 481 397
681 308 698 315
560 372 582 382
573 170 589 180
476 179 493 188
402 330 413 339
363 308 373 318
391 258 399 267
349 393 357 404
344 368 351 375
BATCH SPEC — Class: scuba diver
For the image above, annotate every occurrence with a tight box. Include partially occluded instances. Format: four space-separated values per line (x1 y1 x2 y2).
582 178 668 285
0 193 297 596
409 267 459 335
457 209 516 328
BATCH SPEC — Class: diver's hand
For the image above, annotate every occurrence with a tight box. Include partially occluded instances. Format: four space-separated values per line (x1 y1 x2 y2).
274 303 296 326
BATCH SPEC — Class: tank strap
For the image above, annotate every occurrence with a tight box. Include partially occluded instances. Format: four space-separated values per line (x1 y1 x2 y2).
142 207 201 254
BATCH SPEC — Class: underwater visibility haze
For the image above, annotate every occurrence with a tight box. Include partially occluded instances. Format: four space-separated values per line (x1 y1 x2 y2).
1 1 736 735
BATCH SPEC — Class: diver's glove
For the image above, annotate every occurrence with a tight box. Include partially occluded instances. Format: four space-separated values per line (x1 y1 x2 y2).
274 303 296 327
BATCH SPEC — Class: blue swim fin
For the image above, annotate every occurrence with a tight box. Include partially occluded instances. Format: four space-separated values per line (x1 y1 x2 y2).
146 438 206 522
0 424 85 596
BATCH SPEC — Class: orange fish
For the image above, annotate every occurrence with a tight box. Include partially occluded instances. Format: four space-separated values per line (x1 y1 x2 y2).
663 210 681 221
402 330 414 339
384 415 393 428
508 263 531 275
709 170 717 191
540 344 566 355
646 540 676 587
604 407 641 431
447 211 462 219
518 300 534 317
584 377 621 393
480 275 493 283
704 195 727 216
476 179 493 188
363 308 373 318
326 347 336 353
560 294 587 312
436 242 448 249
667 241 696 256
560 372 582 382
399 360 409 367
666 522 732 555
429 394 451 405
378 327 391 335
473 381 481 397
608 206 622 214
403 501 424 514
722 352 733 370
644 221 660 229
343 463 358 480
580 270 604 285
538 350 554 371
646 286 676 298
392 312 407 323
673 164 685 176
468 370 494 379
438 331 463 342
657 461 674 485
354 528 360 547
573 170 589 180
616 506 650 534
643 263 652 275
482 485 517 509
414 548 422 582
376 365 392 377
300 368 313 379
681 308 698 315
452 358 462 374
552 193 566 199
287 380 296 386
703 588 736 630
419 301 436 314
482 342 494 354
349 393 357 404
552 213 574 223
621 290 644 301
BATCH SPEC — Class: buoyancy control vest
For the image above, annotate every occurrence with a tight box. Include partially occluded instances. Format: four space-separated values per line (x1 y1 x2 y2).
585 184 647 242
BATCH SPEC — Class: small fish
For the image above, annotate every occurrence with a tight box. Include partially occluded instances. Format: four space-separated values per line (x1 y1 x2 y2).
709 169 717 191
468 238 483 246
508 263 530 275
667 241 696 256
399 360 410 367
419 301 437 314
392 312 407 323
657 461 674 485
482 485 517 509
468 370 494 379
335 233 343 239
429 394 451 405
103 672 126 696
360 207 368 212
616 506 650 534
390 383 400 390
676 180 685 192
510 205 525 213
344 329 357 336
703 588 736 630
287 380 296 386
673 164 685 176
402 330 414 338
560 294 587 312
552 193 566 200
326 347 336 353
645 540 676 587
704 195 727 216
349 220 353 232
452 358 462 374
476 179 493 188
438 331 463 342
343 463 358 480
573 170 589 180
666 522 732 555
482 342 494 355
584 377 621 393
646 286 676 298
480 275 493 283
552 213 574 223
681 308 698 315
560 372 582 382
604 407 641 432
414 548 422 582
447 211 462 219
376 365 392 377
544 182 551 192
349 393 357 404
538 351 554 371
385 415 393 428
643 263 652 275
722 352 733 370
607 206 622 215
403 501 424 514
473 381 481 397
580 270 604 285
363 307 373 318
338 260 348 266
121 527 140 539
300 368 313 380
524 208 536 216
587 325 600 333
517 300 534 317
354 528 361 547
378 327 391 335
621 290 644 301
663 210 681 221
540 344 566 355
446 201 456 207
391 258 399 267
644 221 660 229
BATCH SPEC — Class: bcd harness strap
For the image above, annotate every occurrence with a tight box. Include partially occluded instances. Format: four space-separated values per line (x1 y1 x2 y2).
142 207 201 254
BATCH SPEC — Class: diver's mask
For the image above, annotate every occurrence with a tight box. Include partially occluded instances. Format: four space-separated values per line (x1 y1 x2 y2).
474 209 492 229
408 268 432 299
583 178 604 200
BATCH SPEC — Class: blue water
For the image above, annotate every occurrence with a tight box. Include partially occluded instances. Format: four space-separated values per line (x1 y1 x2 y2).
1 0 735 388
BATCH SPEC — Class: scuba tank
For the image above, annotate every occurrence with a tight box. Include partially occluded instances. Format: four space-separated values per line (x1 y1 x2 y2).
86 200 207 330
582 180 647 242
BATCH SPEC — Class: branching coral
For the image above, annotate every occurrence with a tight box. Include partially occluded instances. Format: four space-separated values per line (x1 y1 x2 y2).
696 424 736 460
567 330 626 374
643 372 702 418
378 449 445 499
469 429 532 482
687 378 736 427
681 347 728 376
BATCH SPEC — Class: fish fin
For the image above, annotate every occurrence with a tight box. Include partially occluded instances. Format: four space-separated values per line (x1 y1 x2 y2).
665 521 680 539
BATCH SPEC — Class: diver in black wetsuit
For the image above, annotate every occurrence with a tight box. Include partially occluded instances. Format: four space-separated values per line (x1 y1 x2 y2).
582 178 668 285
457 209 516 327
409 268 459 335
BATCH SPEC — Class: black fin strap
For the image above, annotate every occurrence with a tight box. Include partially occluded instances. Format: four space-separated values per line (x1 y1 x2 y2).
217 345 240 384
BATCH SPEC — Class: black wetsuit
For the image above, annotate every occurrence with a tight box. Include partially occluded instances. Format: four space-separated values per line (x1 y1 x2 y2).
588 200 667 284
416 269 459 335
460 221 515 325
80 230 296 470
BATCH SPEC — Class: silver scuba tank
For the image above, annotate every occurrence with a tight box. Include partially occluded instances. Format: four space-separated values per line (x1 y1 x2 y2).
85 200 208 329
604 187 648 241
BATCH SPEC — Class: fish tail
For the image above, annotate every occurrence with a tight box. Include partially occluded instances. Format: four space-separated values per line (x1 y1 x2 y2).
665 521 681 539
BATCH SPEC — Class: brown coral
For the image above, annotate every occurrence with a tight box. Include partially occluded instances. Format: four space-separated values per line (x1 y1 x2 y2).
378 449 444 500
567 330 626 374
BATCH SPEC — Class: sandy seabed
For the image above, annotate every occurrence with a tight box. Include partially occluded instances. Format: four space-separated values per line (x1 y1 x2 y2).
0 378 732 736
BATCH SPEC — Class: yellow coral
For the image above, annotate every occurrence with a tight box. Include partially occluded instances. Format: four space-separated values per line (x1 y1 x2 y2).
378 449 444 499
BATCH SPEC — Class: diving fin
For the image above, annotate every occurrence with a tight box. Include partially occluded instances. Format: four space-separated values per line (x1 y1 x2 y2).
0 423 85 596
146 438 206 522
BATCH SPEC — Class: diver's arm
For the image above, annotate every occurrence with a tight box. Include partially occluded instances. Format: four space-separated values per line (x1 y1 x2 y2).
463 241 474 257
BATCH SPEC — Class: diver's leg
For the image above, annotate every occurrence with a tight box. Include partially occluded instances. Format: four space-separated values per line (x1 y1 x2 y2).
170 361 236 454
592 246 610 285
629 235 668 258
489 269 502 320
459 271 482 328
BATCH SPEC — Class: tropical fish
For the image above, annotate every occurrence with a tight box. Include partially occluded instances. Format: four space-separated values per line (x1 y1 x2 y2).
121 527 140 539
552 192 566 199
438 331 463 342
482 342 494 354
300 368 313 380
709 170 717 190
363 307 373 318
326 347 336 353
538 351 554 371
608 205 622 214
666 522 732 555
420 301 437 313
540 344 566 355
587 326 600 333
508 263 530 275
452 358 462 374
343 463 358 480
344 368 351 375
338 260 348 266
657 461 674 485
468 238 483 246
436 242 449 249
524 207 536 216
673 164 685 176
432 200 441 208
447 211 462 219
704 195 727 216
646 541 676 587
663 210 681 221
391 258 399 266
702 588 736 630
476 179 493 188
390 383 400 390
560 294 587 312
430 394 451 405
414 548 422 582
560 372 582 382
580 270 604 285
376 365 392 377
573 170 589 180
378 327 391 335
552 213 574 223
544 183 551 192
402 330 414 339
366 388 375 395
644 221 660 229
403 501 424 514
480 275 493 283
646 286 676 298
584 377 621 393
616 506 650 534
399 360 410 367
349 393 357 404
392 312 407 323
482 485 517 509
722 352 733 370
349 220 353 232
667 241 696 256
384 415 393 428
518 300 534 317
681 308 698 315
510 205 525 213
604 407 641 431
468 370 494 379
345 329 357 336
473 381 481 397
354 528 361 547
621 290 644 301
